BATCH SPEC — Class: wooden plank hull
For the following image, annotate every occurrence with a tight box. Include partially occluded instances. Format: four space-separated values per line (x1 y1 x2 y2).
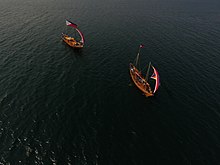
129 63 153 97
62 34 83 49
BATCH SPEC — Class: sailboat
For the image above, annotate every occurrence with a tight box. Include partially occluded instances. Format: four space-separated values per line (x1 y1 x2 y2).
129 44 160 97
61 19 85 48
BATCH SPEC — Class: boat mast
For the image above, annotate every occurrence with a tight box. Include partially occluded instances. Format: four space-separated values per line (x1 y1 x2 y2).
135 46 141 67
145 61 151 81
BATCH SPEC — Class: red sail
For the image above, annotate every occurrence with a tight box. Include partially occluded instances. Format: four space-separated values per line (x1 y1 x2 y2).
150 66 160 93
75 28 85 44
66 19 77 28
65 19 85 44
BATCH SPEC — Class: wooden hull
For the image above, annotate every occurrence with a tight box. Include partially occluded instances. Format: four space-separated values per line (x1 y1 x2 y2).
129 63 153 97
62 34 83 49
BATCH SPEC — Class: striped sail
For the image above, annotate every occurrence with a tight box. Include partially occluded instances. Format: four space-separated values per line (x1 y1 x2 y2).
150 66 160 93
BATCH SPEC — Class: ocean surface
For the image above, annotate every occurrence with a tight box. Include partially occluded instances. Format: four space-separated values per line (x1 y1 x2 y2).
1 0 220 164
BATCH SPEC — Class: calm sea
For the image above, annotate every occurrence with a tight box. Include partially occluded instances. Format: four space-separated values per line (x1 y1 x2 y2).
0 0 220 164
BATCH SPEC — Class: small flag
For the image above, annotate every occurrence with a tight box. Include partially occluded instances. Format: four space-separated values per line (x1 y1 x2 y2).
140 44 144 48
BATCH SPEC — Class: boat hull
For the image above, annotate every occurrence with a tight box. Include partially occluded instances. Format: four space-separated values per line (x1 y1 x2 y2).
129 63 153 97
61 34 83 49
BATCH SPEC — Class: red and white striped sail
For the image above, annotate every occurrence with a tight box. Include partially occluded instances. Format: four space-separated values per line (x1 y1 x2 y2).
150 66 160 93
65 19 85 44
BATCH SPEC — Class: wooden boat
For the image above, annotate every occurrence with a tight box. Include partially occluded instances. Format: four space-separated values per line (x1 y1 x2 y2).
129 45 160 97
62 19 85 49
61 33 83 48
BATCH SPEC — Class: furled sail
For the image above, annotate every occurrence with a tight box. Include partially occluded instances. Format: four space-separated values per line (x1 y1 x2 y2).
150 66 160 93
65 19 85 44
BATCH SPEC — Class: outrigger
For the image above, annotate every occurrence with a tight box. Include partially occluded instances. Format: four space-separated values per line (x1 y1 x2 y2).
61 19 85 49
129 44 160 97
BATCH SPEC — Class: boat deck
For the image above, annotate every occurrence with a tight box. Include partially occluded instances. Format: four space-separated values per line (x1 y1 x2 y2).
129 63 153 97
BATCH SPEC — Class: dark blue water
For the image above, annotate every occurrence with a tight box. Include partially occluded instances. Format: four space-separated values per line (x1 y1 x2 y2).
1 0 220 164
